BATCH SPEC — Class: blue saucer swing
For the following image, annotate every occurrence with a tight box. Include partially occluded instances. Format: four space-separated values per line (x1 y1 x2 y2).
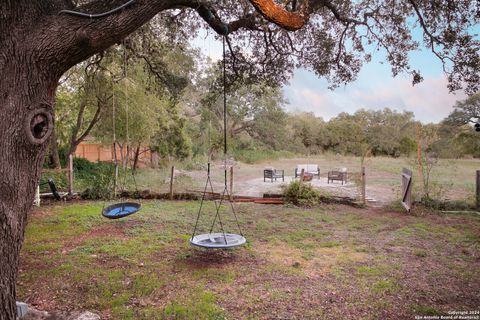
102 202 141 219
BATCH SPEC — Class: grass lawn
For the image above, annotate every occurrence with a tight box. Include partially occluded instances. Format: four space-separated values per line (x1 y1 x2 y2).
18 200 480 319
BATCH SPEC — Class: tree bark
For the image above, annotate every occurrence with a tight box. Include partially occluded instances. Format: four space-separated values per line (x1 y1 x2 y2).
49 127 62 169
125 144 131 171
0 5 63 318
0 47 55 320
249 0 308 30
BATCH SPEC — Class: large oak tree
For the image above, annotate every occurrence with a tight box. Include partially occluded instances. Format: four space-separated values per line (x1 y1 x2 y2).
0 0 478 318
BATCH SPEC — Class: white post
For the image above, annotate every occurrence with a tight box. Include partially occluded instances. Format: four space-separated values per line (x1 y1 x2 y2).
230 166 234 200
34 185 40 207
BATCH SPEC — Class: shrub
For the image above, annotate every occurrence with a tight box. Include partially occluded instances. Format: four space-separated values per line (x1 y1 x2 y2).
419 198 474 211
73 157 98 179
72 158 115 199
80 162 115 199
39 172 68 193
180 154 209 171
385 199 406 212
282 180 322 207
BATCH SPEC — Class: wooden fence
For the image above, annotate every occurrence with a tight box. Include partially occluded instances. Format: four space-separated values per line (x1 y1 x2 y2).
74 142 153 167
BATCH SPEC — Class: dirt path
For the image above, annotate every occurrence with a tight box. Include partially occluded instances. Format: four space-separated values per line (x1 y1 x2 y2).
184 168 394 206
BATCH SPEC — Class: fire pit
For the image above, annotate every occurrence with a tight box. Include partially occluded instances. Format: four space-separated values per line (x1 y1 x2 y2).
302 172 314 181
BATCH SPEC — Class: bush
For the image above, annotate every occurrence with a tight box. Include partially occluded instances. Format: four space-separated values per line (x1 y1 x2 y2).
282 181 322 207
180 154 209 171
389 198 475 213
72 158 115 199
80 162 115 199
39 172 68 193
73 157 99 179
419 198 474 211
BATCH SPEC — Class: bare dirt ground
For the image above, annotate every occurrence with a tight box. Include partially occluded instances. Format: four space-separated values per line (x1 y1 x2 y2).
180 160 395 206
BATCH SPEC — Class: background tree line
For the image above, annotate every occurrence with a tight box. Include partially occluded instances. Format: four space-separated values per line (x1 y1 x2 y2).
48 23 480 168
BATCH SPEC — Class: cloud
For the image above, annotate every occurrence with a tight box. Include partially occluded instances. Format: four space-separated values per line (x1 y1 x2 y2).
284 69 467 123
348 76 466 122
283 86 343 120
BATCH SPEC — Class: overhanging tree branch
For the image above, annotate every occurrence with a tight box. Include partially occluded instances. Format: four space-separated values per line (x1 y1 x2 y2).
249 0 309 30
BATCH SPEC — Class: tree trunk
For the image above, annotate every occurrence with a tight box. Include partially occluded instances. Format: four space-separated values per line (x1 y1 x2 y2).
125 144 131 171
49 127 62 169
118 143 126 171
0 56 56 320
132 145 141 171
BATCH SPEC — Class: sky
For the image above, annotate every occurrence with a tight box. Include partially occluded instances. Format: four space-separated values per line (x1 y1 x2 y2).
282 52 467 123
193 30 468 124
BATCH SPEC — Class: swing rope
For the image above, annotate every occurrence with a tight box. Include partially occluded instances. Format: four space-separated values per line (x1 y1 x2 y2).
123 42 129 189
112 76 119 198
119 40 139 194
190 34 244 246
190 163 223 240
207 36 243 238
102 40 141 220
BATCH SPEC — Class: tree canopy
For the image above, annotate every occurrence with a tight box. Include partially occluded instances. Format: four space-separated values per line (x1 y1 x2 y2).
445 93 480 126
155 0 479 93
6 0 476 95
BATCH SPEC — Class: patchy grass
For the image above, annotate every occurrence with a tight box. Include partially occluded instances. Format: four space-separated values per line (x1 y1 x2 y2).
18 201 480 319
164 290 224 320
411 305 443 316
371 279 399 294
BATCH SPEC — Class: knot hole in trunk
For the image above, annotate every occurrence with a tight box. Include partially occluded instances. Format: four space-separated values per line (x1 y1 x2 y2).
24 106 53 145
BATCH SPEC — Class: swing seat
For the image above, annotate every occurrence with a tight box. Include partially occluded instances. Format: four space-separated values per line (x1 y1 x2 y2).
102 202 140 219
190 233 246 249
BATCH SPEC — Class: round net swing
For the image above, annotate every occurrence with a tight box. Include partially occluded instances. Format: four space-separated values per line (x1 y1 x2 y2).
60 3 144 221
191 233 246 249
189 163 246 249
190 34 246 249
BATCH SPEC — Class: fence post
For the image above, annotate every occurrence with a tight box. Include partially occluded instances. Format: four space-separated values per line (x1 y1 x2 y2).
230 166 234 201
34 186 40 207
169 166 175 200
401 168 413 212
67 154 74 196
361 166 366 205
476 170 480 210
